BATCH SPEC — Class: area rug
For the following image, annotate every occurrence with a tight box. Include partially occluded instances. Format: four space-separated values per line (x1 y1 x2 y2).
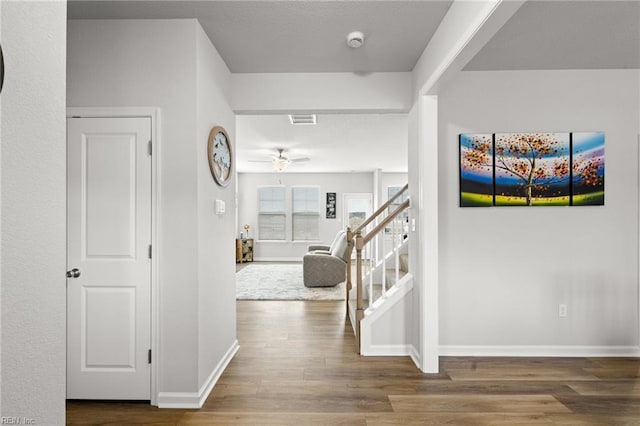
236 262 345 301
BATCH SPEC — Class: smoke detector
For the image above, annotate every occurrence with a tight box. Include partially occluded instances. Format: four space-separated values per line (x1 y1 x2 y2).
347 31 364 48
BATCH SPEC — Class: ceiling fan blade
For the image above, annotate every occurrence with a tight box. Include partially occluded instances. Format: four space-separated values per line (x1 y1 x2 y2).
290 157 310 163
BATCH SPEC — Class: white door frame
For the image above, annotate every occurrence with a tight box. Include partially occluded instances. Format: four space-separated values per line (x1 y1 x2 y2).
66 107 161 406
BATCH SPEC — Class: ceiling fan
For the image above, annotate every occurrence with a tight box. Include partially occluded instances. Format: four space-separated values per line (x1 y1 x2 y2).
249 148 310 172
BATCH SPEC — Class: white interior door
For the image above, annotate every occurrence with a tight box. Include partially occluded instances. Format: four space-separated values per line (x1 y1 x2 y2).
67 116 151 399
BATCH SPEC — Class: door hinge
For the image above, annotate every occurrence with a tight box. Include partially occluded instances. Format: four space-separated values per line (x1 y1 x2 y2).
148 349 152 364
148 140 152 156
148 244 152 259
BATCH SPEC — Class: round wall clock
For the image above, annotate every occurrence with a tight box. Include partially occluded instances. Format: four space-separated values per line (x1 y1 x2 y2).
207 126 233 187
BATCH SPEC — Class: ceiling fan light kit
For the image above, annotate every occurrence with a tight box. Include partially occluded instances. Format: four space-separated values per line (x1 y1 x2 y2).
273 157 290 172
248 148 310 172
272 148 291 172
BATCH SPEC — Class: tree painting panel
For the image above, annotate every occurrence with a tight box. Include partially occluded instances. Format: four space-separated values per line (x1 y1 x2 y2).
494 133 570 206
572 132 604 205
459 134 493 207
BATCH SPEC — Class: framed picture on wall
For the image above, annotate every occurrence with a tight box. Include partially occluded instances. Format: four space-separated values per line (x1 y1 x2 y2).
459 132 604 207
326 192 336 218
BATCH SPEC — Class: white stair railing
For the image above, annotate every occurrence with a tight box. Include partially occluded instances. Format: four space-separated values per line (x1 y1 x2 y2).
346 184 410 354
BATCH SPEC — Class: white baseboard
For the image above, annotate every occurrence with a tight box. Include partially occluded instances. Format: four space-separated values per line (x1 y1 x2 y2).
361 344 413 357
252 257 301 262
439 345 640 357
157 340 239 409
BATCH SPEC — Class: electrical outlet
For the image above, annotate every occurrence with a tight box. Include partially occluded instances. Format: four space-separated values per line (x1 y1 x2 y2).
559 303 568 318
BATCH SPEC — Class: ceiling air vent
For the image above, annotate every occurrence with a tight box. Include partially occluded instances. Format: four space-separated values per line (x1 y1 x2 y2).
288 114 317 125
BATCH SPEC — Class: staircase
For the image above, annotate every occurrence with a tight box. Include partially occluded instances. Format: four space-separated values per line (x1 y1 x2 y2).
345 184 414 355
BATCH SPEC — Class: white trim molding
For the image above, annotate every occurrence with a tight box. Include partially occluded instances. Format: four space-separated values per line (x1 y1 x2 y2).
362 344 413 357
157 340 240 409
439 345 640 358
638 133 640 362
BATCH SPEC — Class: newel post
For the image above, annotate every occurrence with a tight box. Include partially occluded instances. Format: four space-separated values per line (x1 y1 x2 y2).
345 227 354 317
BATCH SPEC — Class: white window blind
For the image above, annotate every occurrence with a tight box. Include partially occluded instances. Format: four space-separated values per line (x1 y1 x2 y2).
258 187 286 240
292 187 319 241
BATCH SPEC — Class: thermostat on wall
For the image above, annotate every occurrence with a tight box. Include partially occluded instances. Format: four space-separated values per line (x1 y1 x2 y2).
215 199 226 215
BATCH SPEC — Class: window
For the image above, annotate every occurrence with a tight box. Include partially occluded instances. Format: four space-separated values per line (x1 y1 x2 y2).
387 185 409 236
258 186 286 240
388 186 408 213
292 186 320 241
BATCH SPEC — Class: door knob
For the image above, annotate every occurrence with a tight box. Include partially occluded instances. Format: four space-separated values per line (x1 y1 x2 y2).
66 268 81 278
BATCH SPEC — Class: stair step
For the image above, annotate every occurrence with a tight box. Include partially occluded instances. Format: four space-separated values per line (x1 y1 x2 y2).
385 268 407 286
399 253 408 273
349 286 384 304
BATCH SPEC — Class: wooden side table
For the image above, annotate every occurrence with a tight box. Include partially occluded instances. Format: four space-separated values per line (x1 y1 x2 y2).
235 238 254 263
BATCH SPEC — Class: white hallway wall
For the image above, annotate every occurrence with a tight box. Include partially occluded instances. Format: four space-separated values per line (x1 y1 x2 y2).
232 72 411 114
408 0 526 372
0 1 67 422
195 23 237 392
438 70 640 354
379 172 408 202
68 19 237 399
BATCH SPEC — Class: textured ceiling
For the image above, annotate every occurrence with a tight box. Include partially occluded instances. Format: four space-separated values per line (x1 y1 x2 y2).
465 0 640 71
68 0 640 73
68 0 453 73
236 114 408 173
67 0 640 173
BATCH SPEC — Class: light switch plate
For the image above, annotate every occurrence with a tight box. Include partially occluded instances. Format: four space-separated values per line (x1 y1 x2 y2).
215 199 226 215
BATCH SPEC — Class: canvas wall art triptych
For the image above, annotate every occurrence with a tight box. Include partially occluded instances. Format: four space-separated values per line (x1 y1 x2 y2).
459 132 605 207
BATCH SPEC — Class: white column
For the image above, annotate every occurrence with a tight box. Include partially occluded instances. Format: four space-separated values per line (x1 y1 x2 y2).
419 95 439 373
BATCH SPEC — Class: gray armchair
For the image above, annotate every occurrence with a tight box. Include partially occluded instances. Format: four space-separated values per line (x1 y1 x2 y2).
306 230 344 254
303 231 353 288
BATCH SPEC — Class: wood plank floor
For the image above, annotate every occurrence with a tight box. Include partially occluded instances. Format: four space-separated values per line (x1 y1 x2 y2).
67 300 640 425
